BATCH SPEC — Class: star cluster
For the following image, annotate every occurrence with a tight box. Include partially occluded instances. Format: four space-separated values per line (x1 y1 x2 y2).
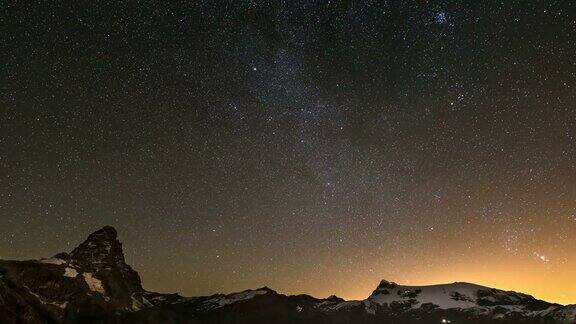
1 1 576 304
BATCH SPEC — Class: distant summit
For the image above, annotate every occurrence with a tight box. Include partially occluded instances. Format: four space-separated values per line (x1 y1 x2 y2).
70 226 122 263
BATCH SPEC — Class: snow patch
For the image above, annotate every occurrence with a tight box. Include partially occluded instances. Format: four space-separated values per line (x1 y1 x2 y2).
317 299 362 311
332 301 361 310
83 272 105 294
203 289 268 309
369 282 485 309
63 267 78 278
26 287 68 309
131 296 145 311
552 305 576 322
39 258 66 265
131 293 154 311
364 300 377 314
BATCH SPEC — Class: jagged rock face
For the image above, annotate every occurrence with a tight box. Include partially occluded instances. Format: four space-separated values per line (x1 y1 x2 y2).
0 226 158 324
69 226 143 303
70 227 130 273
0 277 47 323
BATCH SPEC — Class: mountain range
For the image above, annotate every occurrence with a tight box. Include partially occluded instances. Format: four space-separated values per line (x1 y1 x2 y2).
1 226 574 323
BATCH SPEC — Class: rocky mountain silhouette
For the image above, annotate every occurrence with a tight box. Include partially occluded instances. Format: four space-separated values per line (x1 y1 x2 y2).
1 227 574 323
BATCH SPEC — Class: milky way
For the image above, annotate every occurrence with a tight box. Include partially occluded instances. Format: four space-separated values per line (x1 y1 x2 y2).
1 1 576 304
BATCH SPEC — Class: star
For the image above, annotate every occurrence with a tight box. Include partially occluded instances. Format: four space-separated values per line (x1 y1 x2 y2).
533 252 550 263
435 11 448 24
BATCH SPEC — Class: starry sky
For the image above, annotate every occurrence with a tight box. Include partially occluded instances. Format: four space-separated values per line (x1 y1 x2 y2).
2 1 576 305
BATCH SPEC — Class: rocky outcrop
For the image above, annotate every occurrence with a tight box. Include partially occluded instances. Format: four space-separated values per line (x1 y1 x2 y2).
0 226 177 323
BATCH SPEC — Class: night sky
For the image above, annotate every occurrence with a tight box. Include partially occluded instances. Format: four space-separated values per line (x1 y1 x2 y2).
2 1 576 305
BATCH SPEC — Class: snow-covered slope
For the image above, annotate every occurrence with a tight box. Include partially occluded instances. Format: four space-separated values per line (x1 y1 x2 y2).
369 280 487 309
364 279 574 322
200 288 271 310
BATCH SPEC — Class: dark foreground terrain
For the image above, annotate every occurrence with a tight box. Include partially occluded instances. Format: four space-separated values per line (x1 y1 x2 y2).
1 227 575 324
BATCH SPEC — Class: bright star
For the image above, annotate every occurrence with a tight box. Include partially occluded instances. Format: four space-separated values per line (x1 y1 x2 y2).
436 11 447 24
534 252 550 263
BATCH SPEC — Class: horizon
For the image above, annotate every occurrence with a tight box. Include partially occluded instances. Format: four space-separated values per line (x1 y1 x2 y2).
4 225 574 306
3 0 575 315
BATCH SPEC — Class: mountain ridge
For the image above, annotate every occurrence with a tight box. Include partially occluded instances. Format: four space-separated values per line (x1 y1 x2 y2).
1 226 574 324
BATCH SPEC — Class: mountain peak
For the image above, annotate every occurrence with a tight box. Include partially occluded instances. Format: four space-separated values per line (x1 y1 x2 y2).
88 225 118 241
327 295 344 302
68 226 144 295
256 286 275 292
376 279 398 289
70 226 124 267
